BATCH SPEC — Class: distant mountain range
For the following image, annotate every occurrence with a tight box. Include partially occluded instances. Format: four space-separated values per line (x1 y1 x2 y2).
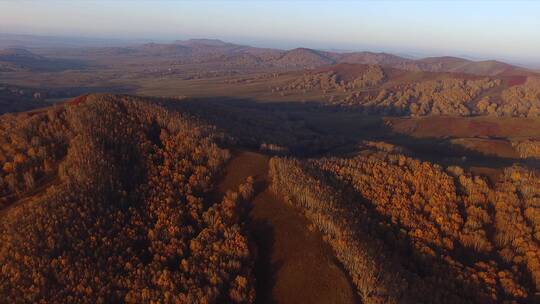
0 37 536 76
117 39 536 76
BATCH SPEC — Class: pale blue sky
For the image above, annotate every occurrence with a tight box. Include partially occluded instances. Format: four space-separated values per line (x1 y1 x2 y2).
1 1 539 64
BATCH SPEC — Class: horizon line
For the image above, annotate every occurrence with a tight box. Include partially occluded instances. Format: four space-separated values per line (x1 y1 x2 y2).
1 31 539 69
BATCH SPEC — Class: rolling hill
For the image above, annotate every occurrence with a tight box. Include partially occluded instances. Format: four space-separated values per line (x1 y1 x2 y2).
136 42 192 56
336 53 525 76
274 47 335 68
0 48 85 71
175 38 241 48
339 51 412 67
15 38 536 78
127 40 540 75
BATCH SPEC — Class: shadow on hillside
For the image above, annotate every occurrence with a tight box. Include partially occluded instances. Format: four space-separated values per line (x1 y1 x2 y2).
248 173 281 304
2 57 89 72
248 218 280 304
52 84 139 99
163 96 539 173
313 165 538 302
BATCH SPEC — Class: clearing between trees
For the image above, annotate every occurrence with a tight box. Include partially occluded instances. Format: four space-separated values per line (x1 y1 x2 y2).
216 151 358 304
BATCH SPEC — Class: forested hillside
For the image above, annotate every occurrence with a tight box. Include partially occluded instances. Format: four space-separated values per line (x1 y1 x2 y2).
271 64 540 118
269 148 540 303
1 93 539 303
0 95 255 303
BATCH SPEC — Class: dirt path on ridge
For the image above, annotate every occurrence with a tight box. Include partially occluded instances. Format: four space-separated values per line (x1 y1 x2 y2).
216 150 358 304
0 174 59 218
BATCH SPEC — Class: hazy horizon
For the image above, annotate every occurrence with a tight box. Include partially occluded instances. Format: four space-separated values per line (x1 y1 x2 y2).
1 1 540 66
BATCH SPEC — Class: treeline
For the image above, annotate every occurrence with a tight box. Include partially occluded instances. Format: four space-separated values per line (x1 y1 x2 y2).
334 77 501 116
272 65 385 93
273 70 540 118
512 139 540 159
269 148 540 303
269 157 411 304
0 94 255 303
332 76 540 118
500 78 540 117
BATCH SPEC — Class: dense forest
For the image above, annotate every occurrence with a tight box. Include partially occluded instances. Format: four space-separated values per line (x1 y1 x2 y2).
271 65 540 118
272 65 386 93
336 77 501 116
1 92 539 303
336 76 540 117
0 95 255 303
269 148 540 303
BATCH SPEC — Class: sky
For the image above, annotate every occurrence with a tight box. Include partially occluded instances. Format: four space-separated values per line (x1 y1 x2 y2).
1 0 539 65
